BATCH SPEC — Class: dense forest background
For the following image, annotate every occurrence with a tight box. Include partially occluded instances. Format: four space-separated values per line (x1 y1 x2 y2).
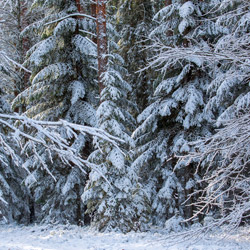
0 0 249 234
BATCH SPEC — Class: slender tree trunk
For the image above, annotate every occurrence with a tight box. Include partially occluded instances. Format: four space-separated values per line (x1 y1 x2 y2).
96 0 108 95
165 0 172 5
20 2 30 92
75 0 84 34
75 0 84 17
91 2 97 44
14 0 30 113
165 0 173 36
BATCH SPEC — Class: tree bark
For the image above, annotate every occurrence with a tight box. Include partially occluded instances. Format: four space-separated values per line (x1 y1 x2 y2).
165 0 172 6
14 0 31 113
91 2 97 44
96 0 108 95
75 0 84 18
165 0 173 36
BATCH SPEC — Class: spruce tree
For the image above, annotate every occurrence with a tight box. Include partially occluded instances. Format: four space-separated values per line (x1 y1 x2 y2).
203 0 250 123
132 0 214 229
82 0 145 232
82 50 143 232
12 0 98 224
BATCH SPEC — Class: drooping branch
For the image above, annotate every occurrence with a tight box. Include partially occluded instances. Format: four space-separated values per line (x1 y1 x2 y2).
145 35 250 75
0 113 124 146
44 13 96 26
0 113 124 184
176 112 250 230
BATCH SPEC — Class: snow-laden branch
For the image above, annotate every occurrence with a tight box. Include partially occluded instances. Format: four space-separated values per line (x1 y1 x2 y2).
147 0 250 75
44 13 96 26
177 112 250 230
0 51 32 73
0 113 125 185
146 34 250 73
0 114 124 144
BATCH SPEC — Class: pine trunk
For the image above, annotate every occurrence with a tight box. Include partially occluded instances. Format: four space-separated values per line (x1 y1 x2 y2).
96 0 108 95
75 0 84 17
91 2 97 43
165 0 172 5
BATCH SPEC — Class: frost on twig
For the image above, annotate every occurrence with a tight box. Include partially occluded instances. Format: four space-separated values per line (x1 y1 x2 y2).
177 112 250 232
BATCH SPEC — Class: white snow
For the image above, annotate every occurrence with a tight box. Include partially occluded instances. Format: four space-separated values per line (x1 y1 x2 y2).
179 1 195 18
0 224 250 250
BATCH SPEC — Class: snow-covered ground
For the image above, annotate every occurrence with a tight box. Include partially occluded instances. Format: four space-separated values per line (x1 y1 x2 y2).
0 224 250 250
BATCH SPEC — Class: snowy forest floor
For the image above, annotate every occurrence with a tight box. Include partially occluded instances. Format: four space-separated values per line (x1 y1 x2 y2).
0 224 250 250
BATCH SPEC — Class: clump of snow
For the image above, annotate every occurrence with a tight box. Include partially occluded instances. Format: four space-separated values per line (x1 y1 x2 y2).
165 214 185 233
178 19 189 34
0 224 250 250
179 1 195 18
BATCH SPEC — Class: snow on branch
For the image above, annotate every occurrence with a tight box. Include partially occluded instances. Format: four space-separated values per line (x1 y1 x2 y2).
176 112 250 231
0 113 124 185
146 36 250 73
0 51 32 74
147 0 250 75
44 13 96 26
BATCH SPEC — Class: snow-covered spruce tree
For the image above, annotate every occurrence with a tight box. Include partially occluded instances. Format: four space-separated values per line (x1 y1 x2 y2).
132 0 216 229
116 0 154 113
0 0 38 111
0 88 30 224
82 58 145 232
82 1 145 232
12 0 98 224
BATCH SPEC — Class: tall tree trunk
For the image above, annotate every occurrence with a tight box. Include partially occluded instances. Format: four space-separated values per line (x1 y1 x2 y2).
165 1 173 39
75 0 84 17
14 0 30 113
75 0 84 34
91 2 97 43
96 0 108 95
165 0 172 5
